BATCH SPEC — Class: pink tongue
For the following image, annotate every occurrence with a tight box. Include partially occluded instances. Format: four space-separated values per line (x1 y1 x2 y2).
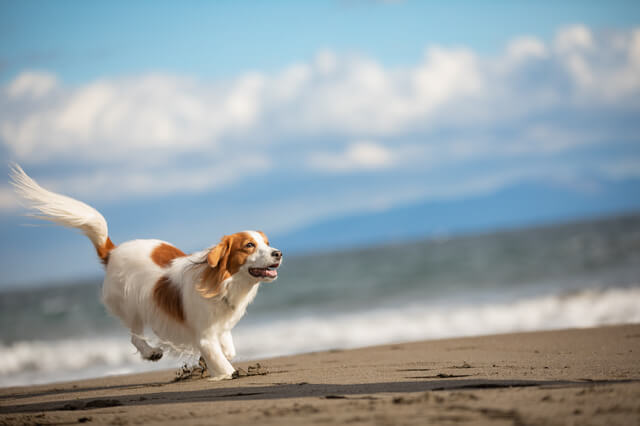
265 269 277 278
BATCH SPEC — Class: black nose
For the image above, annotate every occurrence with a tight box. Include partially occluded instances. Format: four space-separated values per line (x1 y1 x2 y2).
271 250 282 260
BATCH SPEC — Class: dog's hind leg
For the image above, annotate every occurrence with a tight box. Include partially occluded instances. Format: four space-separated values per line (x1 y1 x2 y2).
129 317 163 361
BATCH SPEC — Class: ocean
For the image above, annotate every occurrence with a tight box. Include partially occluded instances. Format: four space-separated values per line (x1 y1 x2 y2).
1 214 639 387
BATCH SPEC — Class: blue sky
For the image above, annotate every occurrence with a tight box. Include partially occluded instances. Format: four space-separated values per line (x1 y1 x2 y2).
3 1 640 83
1 0 640 286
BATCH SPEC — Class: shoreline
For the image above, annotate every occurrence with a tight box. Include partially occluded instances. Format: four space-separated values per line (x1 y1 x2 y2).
1 324 639 425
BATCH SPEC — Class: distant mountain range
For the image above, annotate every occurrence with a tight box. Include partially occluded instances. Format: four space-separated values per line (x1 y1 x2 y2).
275 178 640 254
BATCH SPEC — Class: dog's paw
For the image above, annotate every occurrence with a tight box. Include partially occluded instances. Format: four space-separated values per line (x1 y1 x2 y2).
143 349 164 362
207 372 233 382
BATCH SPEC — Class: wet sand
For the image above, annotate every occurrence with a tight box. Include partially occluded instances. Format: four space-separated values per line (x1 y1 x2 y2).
1 324 639 425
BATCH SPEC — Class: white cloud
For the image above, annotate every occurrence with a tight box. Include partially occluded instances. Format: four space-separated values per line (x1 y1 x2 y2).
5 71 59 99
309 141 394 172
13 156 271 206
506 37 548 61
1 25 639 213
554 25 594 53
412 47 483 111
551 26 640 99
315 50 338 75
0 73 272 164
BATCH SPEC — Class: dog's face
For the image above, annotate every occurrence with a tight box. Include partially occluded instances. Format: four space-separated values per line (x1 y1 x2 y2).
200 231 282 297
226 230 282 283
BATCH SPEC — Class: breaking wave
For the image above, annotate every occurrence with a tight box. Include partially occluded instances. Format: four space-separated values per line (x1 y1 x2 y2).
2 286 638 387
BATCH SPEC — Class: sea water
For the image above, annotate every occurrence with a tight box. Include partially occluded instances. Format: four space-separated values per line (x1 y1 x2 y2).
1 214 639 387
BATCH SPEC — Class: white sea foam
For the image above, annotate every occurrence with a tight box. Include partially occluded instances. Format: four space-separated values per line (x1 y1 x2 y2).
0 336 196 388
1 286 639 387
233 286 640 358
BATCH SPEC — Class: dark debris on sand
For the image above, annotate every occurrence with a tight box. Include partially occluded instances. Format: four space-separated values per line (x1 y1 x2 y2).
232 363 268 378
174 357 209 381
174 358 268 381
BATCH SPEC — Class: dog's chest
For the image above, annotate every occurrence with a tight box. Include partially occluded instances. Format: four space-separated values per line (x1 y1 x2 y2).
221 285 260 328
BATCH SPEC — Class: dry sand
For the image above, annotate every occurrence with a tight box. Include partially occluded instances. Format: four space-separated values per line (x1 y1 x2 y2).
1 324 639 425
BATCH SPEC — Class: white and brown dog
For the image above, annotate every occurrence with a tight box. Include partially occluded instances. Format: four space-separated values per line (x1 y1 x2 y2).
10 164 282 381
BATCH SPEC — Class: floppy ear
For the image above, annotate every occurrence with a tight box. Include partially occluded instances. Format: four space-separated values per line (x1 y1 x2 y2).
207 240 227 268
198 237 232 298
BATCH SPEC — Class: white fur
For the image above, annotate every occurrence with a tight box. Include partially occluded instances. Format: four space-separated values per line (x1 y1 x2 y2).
102 233 278 380
9 163 108 248
10 166 282 381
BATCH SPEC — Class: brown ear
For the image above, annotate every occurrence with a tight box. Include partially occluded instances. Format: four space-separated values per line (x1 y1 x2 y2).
207 240 227 268
198 237 231 298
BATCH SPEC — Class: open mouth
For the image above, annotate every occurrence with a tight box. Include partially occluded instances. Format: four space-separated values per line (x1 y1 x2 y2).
248 264 280 279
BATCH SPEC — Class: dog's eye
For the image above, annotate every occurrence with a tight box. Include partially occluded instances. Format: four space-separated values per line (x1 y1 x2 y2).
245 242 255 248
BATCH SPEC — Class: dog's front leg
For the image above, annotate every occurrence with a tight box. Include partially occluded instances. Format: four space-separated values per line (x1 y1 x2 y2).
199 334 236 381
220 330 236 360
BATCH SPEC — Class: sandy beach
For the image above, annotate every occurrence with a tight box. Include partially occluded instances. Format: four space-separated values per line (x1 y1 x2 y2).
1 324 639 425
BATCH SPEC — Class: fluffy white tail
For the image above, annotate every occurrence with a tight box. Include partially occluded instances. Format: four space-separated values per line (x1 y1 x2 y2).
9 163 114 262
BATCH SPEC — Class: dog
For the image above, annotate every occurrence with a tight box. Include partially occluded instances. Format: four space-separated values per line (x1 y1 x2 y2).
9 164 282 381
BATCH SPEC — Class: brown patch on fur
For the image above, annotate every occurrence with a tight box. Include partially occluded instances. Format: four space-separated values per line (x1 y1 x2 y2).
198 232 258 298
151 243 187 268
153 276 185 323
96 237 116 265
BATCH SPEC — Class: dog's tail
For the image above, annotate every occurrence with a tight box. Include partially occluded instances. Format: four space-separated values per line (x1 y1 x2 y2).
9 163 115 264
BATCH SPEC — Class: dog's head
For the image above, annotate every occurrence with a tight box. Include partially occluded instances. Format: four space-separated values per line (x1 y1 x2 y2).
198 231 282 298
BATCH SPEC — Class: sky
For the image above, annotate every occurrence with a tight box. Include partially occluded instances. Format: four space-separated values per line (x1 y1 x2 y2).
1 0 640 287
